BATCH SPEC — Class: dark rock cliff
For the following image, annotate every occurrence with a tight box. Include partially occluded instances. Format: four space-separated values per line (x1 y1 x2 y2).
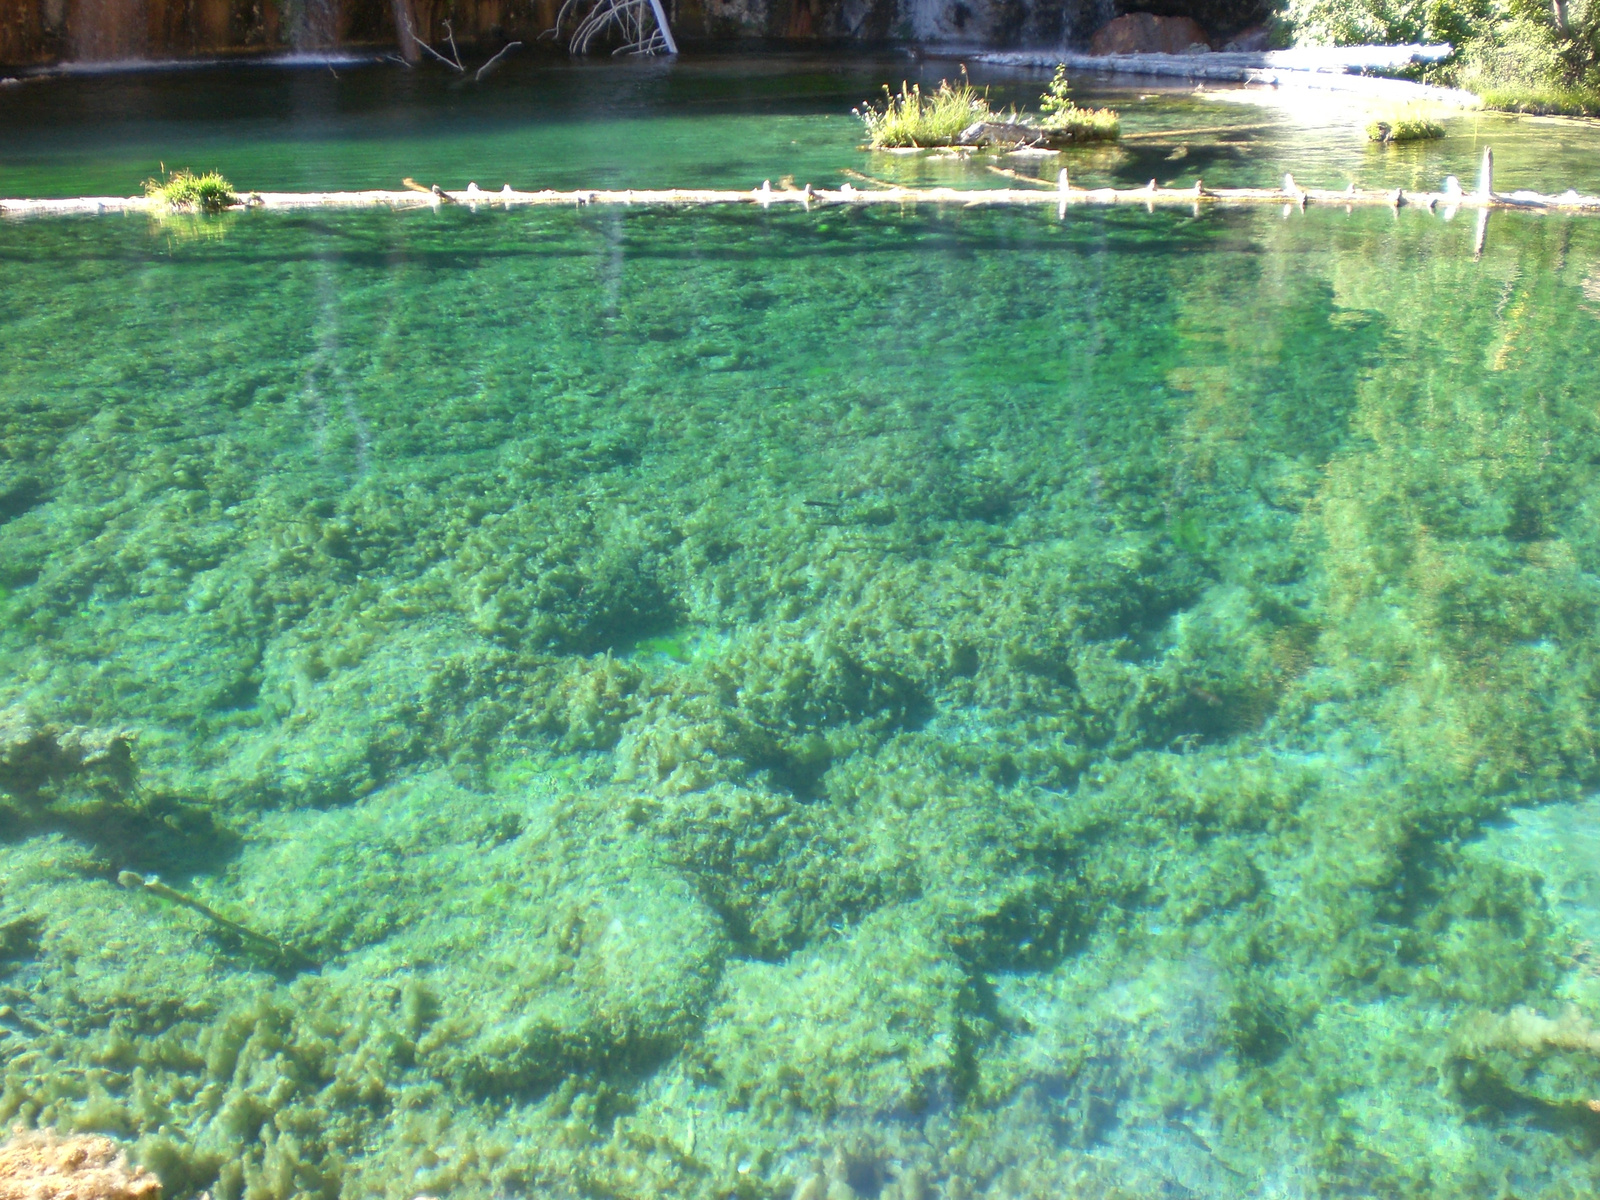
0 0 1266 83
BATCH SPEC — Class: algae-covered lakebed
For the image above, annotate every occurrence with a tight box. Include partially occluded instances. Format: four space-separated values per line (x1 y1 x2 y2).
6 183 1600 1199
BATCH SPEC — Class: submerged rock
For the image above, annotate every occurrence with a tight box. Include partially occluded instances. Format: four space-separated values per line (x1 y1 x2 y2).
0 705 135 802
957 120 1049 148
0 1127 160 1200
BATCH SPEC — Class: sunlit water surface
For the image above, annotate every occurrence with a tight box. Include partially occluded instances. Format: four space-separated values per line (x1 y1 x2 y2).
3 59 1600 1200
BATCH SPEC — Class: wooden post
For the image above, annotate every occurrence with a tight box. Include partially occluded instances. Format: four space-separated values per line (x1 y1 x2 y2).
1478 146 1494 203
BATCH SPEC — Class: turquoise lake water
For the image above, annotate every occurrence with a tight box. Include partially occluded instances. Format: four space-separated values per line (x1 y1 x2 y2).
5 56 1600 1200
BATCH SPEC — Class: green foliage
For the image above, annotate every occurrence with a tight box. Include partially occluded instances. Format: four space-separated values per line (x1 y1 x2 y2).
1038 63 1076 120
1475 81 1600 109
1455 7 1600 110
1037 64 1122 142
1284 0 1600 113
1284 0 1493 50
143 167 237 213
853 74 990 148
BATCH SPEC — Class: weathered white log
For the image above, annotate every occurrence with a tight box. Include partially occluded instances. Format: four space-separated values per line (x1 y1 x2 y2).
1479 146 1494 202
7 170 1600 218
967 45 1479 106
553 0 675 55
645 0 678 53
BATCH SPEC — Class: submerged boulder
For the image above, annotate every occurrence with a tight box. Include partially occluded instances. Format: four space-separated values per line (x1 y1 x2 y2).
958 120 1049 148
0 1127 161 1200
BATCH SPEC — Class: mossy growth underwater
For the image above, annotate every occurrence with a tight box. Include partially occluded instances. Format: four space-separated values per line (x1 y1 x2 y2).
2 200 1600 1200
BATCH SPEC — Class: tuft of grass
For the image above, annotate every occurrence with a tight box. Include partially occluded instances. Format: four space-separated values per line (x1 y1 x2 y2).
144 168 237 213
1366 115 1446 143
854 73 991 148
1037 65 1121 143
1476 85 1600 115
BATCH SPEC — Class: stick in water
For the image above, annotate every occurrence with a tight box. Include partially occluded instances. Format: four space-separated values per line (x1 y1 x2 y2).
476 41 523 81
118 871 318 970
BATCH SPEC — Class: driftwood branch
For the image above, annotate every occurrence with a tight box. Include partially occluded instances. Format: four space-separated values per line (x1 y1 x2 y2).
409 19 465 70
476 40 523 80
119 870 318 971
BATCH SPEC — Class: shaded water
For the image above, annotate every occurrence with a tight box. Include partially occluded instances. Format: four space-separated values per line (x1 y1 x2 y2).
3 55 1600 198
5 60 1600 1200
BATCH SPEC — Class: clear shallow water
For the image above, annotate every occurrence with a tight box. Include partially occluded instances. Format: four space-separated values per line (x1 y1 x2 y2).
5 72 1600 1200
3 53 1600 197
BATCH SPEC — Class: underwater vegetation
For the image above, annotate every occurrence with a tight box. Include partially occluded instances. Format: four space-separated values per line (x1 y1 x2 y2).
1 203 1600 1199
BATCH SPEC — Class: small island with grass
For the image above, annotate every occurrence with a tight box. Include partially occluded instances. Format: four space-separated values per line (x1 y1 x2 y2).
854 65 1119 150
144 167 237 212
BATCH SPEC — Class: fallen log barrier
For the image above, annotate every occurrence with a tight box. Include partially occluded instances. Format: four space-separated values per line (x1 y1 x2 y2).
965 45 1480 107
4 160 1598 218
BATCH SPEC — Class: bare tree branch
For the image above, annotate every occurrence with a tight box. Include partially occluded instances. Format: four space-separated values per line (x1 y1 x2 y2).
408 16 465 69
551 0 677 55
475 40 524 80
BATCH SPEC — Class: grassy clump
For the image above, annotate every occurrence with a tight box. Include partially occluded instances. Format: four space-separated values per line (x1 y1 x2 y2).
144 168 237 213
853 74 990 148
1366 116 1446 142
1475 84 1600 113
1037 64 1120 142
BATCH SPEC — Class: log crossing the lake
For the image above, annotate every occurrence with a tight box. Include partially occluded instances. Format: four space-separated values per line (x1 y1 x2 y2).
5 153 1598 217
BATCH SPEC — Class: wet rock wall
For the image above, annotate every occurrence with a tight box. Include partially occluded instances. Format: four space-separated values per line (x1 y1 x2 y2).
0 0 1118 68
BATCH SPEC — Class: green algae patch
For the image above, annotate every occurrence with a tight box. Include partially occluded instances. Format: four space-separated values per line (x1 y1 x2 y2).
3 205 1600 1199
701 905 972 1119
